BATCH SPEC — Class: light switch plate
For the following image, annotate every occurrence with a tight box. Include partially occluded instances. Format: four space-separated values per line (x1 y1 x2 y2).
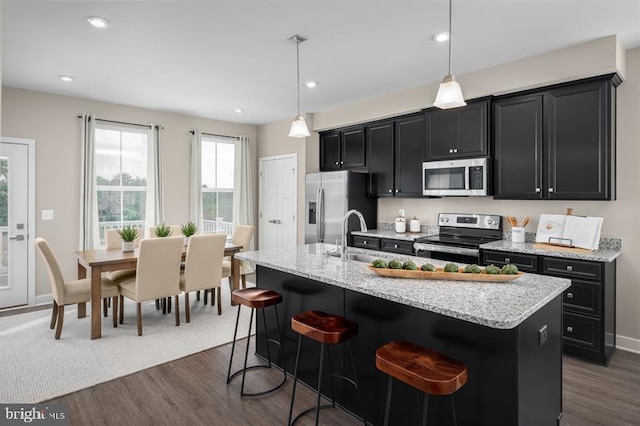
42 210 54 220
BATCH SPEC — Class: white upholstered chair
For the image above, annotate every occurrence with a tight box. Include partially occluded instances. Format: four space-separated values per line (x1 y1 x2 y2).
222 225 255 290
118 236 183 336
35 237 120 339
104 228 138 283
180 233 226 321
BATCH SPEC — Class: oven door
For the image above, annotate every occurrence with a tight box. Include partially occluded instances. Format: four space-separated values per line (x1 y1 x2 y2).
414 243 480 264
422 157 488 196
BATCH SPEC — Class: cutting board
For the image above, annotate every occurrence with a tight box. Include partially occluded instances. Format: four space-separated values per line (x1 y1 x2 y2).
532 243 595 254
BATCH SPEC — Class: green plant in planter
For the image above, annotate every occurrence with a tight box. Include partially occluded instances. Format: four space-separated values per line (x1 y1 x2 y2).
117 226 140 242
155 223 172 237
180 221 198 237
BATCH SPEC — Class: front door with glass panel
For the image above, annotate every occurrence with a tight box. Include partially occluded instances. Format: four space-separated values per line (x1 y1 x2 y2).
0 142 29 309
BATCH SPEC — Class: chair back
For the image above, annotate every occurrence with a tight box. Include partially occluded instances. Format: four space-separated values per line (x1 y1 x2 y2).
34 238 66 304
232 225 255 251
105 228 142 248
135 236 183 300
183 234 226 292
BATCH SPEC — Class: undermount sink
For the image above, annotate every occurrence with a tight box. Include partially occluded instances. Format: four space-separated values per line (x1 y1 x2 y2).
326 250 377 264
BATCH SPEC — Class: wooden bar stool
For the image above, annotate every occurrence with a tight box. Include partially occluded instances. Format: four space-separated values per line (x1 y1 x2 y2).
376 341 468 426
226 288 287 396
288 310 366 426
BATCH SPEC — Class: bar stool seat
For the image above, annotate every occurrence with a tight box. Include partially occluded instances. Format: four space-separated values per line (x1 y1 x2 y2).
376 341 468 425
288 310 365 425
226 287 286 397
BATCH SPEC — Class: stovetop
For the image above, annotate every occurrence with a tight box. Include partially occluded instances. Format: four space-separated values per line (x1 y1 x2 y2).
414 213 503 248
414 234 501 249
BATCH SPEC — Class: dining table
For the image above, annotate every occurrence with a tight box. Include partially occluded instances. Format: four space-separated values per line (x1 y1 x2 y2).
75 242 243 339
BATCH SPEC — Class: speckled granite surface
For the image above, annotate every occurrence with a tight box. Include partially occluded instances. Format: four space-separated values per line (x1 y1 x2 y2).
237 243 570 330
351 229 434 241
481 240 621 262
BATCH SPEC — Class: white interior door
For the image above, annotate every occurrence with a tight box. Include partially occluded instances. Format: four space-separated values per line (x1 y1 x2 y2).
259 154 297 250
0 139 33 309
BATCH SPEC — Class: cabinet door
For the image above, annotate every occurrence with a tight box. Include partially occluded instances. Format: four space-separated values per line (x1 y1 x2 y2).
455 99 489 158
395 113 426 197
546 80 612 200
425 108 454 160
320 131 341 171
493 94 544 199
367 121 395 197
341 126 366 168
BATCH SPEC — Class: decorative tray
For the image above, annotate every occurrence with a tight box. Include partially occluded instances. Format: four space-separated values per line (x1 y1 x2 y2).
367 265 524 282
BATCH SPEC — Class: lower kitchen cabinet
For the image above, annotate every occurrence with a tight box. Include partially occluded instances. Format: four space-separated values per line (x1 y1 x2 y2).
352 235 380 250
351 235 414 255
481 249 616 365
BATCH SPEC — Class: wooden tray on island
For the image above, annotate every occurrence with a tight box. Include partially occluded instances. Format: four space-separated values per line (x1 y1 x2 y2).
367 265 524 282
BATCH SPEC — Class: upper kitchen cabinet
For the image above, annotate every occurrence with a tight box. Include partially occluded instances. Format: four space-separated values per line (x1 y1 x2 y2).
319 125 366 171
367 113 426 197
493 74 620 200
425 98 490 160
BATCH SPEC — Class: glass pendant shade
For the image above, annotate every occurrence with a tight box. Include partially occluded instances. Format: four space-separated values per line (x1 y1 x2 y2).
289 115 310 138
433 74 466 109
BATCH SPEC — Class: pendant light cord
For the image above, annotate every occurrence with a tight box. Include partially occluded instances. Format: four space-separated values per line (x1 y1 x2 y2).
296 38 301 116
448 0 453 75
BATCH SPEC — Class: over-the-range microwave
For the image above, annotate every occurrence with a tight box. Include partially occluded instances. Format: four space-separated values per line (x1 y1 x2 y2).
422 157 490 196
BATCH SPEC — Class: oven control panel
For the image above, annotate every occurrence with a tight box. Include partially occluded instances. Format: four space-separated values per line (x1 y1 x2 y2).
438 213 502 230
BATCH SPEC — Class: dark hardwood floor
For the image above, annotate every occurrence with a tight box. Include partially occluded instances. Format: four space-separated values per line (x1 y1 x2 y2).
47 342 640 426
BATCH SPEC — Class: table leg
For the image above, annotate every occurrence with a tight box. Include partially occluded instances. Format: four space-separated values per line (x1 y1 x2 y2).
77 262 87 318
91 266 103 339
231 254 240 306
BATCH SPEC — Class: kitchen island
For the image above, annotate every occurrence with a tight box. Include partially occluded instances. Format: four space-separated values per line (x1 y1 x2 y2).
237 244 571 426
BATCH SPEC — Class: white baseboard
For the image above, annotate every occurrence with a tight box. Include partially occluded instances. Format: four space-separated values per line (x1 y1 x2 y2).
35 294 52 306
617 334 640 354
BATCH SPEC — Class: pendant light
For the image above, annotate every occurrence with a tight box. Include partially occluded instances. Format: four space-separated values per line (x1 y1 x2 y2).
288 34 310 138
433 0 466 109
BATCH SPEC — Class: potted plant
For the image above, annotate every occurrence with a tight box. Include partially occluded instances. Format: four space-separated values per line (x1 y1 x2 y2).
117 226 140 252
180 221 198 246
154 223 172 238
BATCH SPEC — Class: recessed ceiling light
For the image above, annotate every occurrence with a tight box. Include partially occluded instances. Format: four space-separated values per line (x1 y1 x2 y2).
305 81 319 88
59 75 75 82
234 108 244 113
433 32 449 42
87 16 110 29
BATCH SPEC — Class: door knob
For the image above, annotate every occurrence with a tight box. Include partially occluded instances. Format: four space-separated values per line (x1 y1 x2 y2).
9 235 25 241
268 220 277 224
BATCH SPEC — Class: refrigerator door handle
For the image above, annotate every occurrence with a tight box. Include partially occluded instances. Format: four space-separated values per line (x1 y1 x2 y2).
317 187 324 242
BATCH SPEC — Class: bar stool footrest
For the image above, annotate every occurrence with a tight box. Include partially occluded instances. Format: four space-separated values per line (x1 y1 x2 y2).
290 404 336 425
227 363 287 397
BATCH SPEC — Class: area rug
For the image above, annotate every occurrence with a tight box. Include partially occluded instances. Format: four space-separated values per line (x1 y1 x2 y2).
0 284 253 403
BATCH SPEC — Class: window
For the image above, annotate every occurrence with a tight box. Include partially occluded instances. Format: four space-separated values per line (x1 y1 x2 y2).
201 135 234 235
95 123 148 245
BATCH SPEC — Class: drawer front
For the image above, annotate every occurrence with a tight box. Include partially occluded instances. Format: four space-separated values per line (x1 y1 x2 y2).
563 312 602 351
543 257 601 281
352 236 380 250
563 279 601 317
481 250 538 272
380 239 414 255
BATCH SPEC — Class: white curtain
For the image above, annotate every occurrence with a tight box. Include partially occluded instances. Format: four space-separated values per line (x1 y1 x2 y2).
233 135 255 250
79 114 100 250
189 130 203 232
146 124 163 232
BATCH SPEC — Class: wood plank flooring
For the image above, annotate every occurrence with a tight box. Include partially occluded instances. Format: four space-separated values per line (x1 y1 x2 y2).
47 343 640 425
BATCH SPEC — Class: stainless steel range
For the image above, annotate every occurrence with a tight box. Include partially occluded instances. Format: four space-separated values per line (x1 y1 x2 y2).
413 213 503 264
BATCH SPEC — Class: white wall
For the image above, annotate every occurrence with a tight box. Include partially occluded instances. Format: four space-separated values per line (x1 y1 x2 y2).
303 37 640 352
1 87 258 297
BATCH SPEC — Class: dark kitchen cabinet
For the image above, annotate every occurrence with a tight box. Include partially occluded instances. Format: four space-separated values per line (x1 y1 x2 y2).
425 98 490 160
320 126 366 171
367 113 425 197
493 74 620 200
481 249 616 365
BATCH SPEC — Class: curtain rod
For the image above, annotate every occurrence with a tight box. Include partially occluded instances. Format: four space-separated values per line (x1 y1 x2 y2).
190 130 237 139
77 115 154 129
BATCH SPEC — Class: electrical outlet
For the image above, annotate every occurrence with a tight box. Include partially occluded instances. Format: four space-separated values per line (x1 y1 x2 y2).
538 325 548 346
42 210 54 220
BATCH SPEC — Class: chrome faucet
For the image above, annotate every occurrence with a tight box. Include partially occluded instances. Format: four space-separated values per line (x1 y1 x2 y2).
341 209 367 261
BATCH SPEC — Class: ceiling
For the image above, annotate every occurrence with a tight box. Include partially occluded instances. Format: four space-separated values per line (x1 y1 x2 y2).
3 0 640 126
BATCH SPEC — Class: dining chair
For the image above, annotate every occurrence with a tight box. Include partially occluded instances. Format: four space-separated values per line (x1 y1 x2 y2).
179 233 226 322
35 237 120 339
222 225 255 290
104 229 138 283
118 236 183 336
148 225 186 313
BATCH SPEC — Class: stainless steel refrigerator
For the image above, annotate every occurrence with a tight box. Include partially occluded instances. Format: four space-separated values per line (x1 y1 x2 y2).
305 171 377 244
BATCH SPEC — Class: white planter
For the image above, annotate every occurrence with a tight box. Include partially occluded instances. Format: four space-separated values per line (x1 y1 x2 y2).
122 241 134 252
183 236 190 246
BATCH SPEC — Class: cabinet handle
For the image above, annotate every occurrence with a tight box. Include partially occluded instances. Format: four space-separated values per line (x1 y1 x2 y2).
449 149 453 153
394 244 398 248
549 188 554 193
363 241 367 245
388 189 393 193
340 161 344 164
566 326 573 333
505 258 511 264
535 188 541 193
566 265 573 272
335 161 339 165
395 189 399 193
567 292 574 299
453 148 458 153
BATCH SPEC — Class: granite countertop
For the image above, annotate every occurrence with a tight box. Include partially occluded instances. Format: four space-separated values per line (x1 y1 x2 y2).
351 229 433 241
480 240 621 262
237 243 570 330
